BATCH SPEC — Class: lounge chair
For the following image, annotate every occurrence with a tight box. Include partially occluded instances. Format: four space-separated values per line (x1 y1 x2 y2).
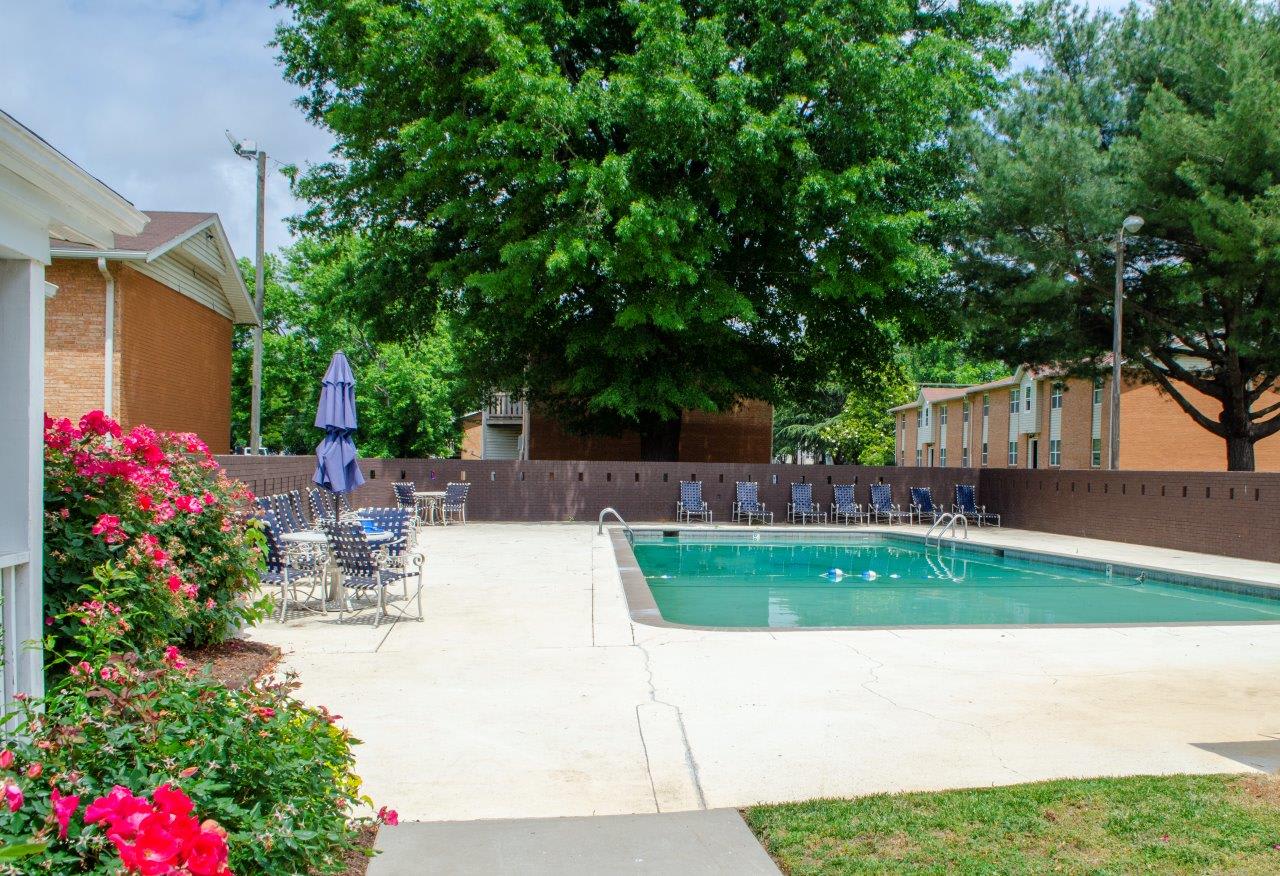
677 481 712 523
787 483 826 524
909 487 944 525
867 483 910 524
830 484 863 525
392 481 429 524
325 521 423 627
954 484 1001 526
441 482 470 524
733 481 773 524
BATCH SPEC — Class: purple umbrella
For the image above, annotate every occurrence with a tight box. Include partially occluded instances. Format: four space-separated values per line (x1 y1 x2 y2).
313 351 365 496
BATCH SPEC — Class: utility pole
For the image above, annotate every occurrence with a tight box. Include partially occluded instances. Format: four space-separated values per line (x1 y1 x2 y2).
1109 214 1144 471
227 131 266 454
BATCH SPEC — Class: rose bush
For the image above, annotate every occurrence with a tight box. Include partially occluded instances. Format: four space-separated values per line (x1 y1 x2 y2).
43 411 269 663
0 584 387 874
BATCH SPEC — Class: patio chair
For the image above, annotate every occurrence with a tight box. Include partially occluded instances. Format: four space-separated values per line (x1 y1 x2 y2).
954 484 1001 526
325 521 424 628
260 512 327 620
286 490 307 528
358 506 417 570
271 493 305 533
677 481 712 523
733 481 773 524
307 488 332 525
867 483 910 524
787 483 826 524
830 484 863 525
441 482 470 524
909 487 944 525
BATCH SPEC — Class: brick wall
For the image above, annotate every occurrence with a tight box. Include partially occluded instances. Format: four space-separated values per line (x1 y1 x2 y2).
44 259 112 420
215 456 1280 563
528 400 774 463
118 266 233 453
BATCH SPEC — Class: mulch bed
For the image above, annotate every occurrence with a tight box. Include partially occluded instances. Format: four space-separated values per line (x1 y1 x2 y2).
184 638 280 689
188 639 380 873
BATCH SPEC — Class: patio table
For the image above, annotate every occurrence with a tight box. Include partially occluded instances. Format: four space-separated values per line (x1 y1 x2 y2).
281 529 393 606
413 490 447 525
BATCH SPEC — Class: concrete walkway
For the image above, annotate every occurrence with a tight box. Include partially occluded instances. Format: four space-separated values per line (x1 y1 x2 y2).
368 809 779 875
250 523 1280 824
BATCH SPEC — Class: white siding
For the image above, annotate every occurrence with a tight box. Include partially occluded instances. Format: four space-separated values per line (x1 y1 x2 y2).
133 251 232 318
482 424 521 459
1019 378 1039 434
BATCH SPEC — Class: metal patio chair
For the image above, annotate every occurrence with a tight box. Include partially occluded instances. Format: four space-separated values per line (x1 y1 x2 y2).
909 487 944 525
787 482 827 524
261 511 327 619
830 484 863 525
954 484 1001 526
325 521 424 628
677 481 712 523
733 481 773 524
867 483 910 525
440 482 470 524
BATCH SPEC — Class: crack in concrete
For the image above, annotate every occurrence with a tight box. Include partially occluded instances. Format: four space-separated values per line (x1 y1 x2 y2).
837 639 1029 782
634 638 709 812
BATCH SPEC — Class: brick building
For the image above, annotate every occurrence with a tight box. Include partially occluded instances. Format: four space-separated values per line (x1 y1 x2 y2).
891 366 1280 472
461 393 773 462
44 211 257 453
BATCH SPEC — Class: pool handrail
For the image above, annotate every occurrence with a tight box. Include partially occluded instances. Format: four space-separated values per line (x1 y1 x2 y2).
598 507 635 538
925 512 969 547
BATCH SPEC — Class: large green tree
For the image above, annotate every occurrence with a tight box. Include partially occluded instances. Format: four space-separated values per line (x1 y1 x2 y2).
231 238 464 457
957 0 1280 470
275 0 1013 459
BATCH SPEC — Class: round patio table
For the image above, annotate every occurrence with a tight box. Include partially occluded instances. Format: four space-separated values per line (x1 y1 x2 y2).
281 529 393 605
413 490 447 525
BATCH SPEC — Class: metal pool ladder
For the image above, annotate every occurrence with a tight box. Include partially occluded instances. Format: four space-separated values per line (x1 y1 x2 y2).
925 512 969 548
597 507 635 538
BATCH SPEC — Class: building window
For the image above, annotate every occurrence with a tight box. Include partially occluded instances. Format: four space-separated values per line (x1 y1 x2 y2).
1051 383 1063 410
939 405 948 426
1049 439 1061 466
940 448 947 467
916 408 922 427
1010 388 1020 413
916 448 922 466
962 401 970 423
1008 440 1018 465
982 394 990 419
1092 438 1102 468
1024 385 1033 411
1093 378 1103 406
923 405 930 427
962 447 969 467
981 442 989 465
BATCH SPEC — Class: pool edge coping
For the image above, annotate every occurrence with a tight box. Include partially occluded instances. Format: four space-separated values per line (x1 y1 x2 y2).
607 525 1280 632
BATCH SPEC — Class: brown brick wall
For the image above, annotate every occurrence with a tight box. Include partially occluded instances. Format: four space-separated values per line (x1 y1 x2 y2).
117 266 232 453
44 259 113 420
459 414 482 460
1120 381 1280 471
528 401 773 463
215 455 1280 562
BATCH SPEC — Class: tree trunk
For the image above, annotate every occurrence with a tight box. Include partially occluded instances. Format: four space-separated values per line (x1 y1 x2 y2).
638 414 683 461
1226 434 1256 471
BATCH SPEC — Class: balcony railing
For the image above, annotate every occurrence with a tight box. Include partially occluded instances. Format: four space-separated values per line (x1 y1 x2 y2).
486 392 524 421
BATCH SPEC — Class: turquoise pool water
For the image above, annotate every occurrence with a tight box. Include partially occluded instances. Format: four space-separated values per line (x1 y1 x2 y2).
630 535 1280 628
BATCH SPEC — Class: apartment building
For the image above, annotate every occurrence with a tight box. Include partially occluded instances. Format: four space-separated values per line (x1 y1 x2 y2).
891 366 1280 472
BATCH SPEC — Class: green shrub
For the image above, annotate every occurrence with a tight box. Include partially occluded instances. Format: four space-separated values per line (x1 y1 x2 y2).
43 411 269 662
0 570 387 873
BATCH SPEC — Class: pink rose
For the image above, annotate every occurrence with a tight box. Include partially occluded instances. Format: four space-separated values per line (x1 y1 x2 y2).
0 750 12 770
3 780 23 813
50 787 79 839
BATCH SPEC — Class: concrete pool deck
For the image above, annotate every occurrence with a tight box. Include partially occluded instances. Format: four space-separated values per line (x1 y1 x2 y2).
250 522 1280 824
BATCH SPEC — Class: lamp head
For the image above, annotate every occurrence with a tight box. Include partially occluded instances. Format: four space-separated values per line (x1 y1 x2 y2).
1122 214 1144 234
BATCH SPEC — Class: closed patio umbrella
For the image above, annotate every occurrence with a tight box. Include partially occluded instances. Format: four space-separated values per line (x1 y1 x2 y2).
313 351 364 502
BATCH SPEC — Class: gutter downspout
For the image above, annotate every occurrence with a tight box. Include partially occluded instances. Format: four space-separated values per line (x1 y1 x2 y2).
96 257 114 418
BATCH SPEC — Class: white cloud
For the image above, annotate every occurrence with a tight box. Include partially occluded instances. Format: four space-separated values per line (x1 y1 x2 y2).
1 0 334 258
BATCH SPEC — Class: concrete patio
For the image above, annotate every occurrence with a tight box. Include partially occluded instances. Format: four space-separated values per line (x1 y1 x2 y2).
249 522 1280 825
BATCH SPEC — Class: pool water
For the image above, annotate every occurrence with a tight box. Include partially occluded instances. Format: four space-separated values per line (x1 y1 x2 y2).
630 536 1280 628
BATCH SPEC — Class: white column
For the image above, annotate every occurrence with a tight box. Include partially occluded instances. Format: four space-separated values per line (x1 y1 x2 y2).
0 258 45 703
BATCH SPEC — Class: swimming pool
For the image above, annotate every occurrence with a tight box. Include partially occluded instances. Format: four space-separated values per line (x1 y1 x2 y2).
626 533 1280 629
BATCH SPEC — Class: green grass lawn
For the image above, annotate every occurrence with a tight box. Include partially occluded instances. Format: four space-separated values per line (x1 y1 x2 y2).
743 774 1280 875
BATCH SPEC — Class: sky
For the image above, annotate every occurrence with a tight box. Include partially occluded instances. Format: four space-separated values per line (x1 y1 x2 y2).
2 0 1131 262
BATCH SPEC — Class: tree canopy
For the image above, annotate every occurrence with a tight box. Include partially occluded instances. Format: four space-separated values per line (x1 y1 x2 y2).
275 0 1013 459
956 0 1280 470
230 238 464 457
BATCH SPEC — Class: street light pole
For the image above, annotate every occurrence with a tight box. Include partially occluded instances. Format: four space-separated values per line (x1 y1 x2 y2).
1109 214 1144 471
226 131 266 454
251 150 266 455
